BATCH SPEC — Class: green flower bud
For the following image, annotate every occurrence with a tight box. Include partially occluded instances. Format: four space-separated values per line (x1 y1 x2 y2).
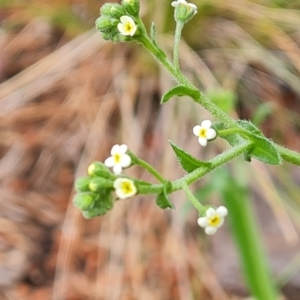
73 192 98 211
100 3 126 19
82 190 114 219
87 161 114 179
95 16 119 34
75 177 91 192
89 177 113 192
121 0 140 17
174 3 197 24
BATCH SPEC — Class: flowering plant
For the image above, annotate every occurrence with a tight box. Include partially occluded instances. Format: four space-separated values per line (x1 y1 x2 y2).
73 1 300 299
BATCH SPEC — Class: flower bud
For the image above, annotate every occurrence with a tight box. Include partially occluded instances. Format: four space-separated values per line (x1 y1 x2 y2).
100 3 126 19
73 192 98 211
87 161 114 179
122 0 140 17
75 177 91 192
82 191 114 219
95 16 119 33
174 3 197 24
89 177 113 192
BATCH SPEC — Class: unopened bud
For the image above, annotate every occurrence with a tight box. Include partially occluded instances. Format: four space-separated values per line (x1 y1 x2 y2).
73 192 98 211
89 177 113 192
174 3 197 24
75 177 91 192
87 161 114 179
101 3 126 19
122 0 140 17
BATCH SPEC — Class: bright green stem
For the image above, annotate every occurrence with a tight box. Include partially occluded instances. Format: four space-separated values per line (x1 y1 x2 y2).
139 35 235 127
173 141 253 189
137 141 253 195
128 151 167 183
276 144 300 166
222 187 278 300
173 21 184 72
218 128 251 139
181 181 204 213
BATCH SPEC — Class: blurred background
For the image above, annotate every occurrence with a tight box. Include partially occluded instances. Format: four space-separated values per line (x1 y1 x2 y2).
0 0 300 299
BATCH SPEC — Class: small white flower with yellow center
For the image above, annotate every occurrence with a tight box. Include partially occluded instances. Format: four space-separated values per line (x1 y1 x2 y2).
193 120 217 147
104 144 131 175
197 206 228 235
113 178 137 199
117 16 137 36
171 0 197 12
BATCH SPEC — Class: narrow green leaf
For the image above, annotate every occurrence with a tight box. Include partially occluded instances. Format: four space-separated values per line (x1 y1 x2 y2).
161 86 200 104
170 141 210 172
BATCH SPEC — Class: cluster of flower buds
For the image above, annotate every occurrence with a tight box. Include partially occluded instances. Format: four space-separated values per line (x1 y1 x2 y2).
73 144 137 219
95 0 140 43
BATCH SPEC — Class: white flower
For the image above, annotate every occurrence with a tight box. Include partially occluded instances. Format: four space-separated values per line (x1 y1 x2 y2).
171 0 197 11
117 16 137 36
104 144 131 175
113 178 137 199
193 120 217 147
197 206 228 235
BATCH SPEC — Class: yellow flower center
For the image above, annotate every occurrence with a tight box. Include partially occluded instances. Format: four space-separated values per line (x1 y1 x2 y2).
121 182 134 194
113 153 121 163
199 128 207 138
124 21 134 33
208 215 221 227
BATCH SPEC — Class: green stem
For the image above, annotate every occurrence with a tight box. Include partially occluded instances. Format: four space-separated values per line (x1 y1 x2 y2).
128 151 167 183
181 181 204 213
173 21 184 72
139 35 236 127
222 185 278 300
139 35 191 87
276 144 300 166
218 128 250 138
137 141 253 194
173 141 253 189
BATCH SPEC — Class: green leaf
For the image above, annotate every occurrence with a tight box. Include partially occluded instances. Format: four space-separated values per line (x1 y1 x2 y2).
237 120 263 137
216 121 281 165
237 120 282 165
155 181 174 209
161 86 200 104
170 141 210 172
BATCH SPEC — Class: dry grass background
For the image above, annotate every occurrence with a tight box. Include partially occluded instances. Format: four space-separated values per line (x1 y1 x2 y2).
0 0 300 299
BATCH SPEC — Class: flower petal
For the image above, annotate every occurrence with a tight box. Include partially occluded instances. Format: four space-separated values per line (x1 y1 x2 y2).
206 207 216 218
111 144 120 155
113 164 122 175
120 154 131 168
119 144 128 154
201 120 212 129
104 157 114 168
113 178 122 189
188 3 197 9
205 227 217 235
197 217 208 228
198 137 207 147
216 218 224 228
216 206 228 217
193 125 201 136
120 15 133 24
206 128 216 140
